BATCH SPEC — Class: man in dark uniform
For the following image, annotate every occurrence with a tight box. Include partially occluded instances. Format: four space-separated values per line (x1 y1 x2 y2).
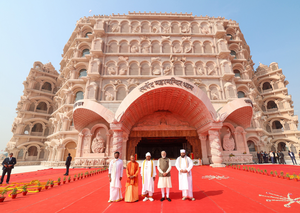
0 153 17 184
64 153 72 176
288 151 297 165
257 152 261 164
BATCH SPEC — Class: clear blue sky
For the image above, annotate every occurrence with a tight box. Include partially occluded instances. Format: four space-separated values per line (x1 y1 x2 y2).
0 0 299 152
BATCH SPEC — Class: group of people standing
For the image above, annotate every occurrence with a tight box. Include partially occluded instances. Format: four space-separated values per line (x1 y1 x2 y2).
108 149 195 203
257 150 298 165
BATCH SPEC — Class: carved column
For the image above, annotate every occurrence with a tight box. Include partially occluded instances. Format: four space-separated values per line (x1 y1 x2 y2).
199 134 209 164
82 134 93 155
36 148 41 161
110 123 125 159
22 148 28 161
208 129 225 167
56 147 64 161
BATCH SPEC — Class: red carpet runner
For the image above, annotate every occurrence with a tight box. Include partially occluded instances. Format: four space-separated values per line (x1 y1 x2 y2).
1 166 300 213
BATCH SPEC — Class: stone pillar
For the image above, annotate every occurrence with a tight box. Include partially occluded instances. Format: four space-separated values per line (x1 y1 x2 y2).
56 147 64 161
76 133 84 157
82 134 93 155
199 134 209 164
36 148 41 161
22 148 28 161
111 130 123 157
208 129 225 167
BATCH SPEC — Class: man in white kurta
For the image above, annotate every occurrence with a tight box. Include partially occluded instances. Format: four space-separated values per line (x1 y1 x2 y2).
141 152 156 202
157 151 172 202
108 152 123 202
175 149 195 201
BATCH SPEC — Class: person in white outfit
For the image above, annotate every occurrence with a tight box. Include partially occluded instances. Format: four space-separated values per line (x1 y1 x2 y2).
175 149 195 201
108 151 123 202
141 152 156 202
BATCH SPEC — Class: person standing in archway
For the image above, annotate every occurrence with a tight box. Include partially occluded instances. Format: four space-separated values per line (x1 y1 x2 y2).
157 151 172 202
141 152 156 202
64 153 72 176
175 149 195 201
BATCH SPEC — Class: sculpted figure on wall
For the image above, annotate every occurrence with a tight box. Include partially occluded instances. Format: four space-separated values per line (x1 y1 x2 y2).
162 25 171 33
181 25 190 33
196 67 205 75
91 131 106 153
152 26 160 33
142 45 150 53
111 25 119 32
201 26 210 34
108 67 116 75
223 128 235 151
163 66 172 75
131 45 139 53
105 91 114 101
152 67 161 75
119 67 128 75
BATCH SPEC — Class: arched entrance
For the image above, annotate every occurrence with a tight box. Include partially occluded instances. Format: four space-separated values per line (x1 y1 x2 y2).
63 142 77 161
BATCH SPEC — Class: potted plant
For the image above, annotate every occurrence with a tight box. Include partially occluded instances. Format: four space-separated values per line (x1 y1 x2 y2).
85 171 88 178
264 169 268 175
73 174 76 181
77 173 80 180
37 182 42 192
63 177 66 184
22 185 28 196
11 187 18 199
274 171 279 178
293 173 298 182
50 180 54 188
57 177 61 186
45 180 50 189
68 176 71 183
0 189 7 202
238 165 240 170
270 171 274 177
280 171 284 179
81 173 83 179
286 173 290 180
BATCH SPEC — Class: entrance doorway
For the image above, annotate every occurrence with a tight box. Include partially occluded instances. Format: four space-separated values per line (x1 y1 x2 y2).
136 137 192 160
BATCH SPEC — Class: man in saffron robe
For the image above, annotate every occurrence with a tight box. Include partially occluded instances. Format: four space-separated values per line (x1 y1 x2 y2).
125 155 139 202
175 149 195 201
141 152 156 202
108 151 123 202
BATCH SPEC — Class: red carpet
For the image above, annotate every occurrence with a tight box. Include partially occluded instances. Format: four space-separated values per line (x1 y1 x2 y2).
1 166 300 213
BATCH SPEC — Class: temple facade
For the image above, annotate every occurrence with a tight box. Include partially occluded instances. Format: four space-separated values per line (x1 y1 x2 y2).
6 12 300 167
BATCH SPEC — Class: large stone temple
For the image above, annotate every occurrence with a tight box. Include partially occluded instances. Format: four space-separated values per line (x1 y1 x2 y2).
6 12 300 167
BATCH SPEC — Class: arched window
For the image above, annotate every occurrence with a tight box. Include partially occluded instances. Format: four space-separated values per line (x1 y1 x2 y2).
82 49 90 57
262 82 272 90
79 69 87 78
75 91 84 102
247 141 256 152
227 34 233 40
32 123 43 132
267 101 278 109
36 102 47 111
272 120 283 130
24 125 30 134
237 91 245 98
230 50 237 59
277 142 287 151
42 82 52 91
28 146 38 156
85 32 92 38
234 70 241 78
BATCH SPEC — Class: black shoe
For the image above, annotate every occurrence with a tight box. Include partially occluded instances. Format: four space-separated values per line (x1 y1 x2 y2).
160 197 165 201
0 182 2 184
166 198 171 202
6 182 9 184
